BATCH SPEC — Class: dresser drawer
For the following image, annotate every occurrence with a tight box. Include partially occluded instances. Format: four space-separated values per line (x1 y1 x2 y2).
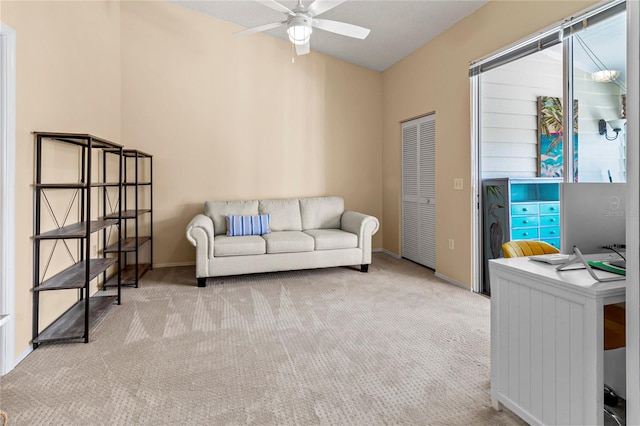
511 203 539 215
512 216 539 228
539 203 560 214
540 214 560 226
512 228 539 240
540 226 560 238
542 238 560 250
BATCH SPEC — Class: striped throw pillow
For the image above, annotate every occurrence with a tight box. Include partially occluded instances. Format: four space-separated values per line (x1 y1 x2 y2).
226 214 271 236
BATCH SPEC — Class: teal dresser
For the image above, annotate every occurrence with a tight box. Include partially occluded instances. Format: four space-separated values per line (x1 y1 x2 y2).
482 178 561 293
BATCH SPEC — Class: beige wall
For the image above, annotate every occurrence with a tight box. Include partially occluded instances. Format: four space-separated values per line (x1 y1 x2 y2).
2 0 601 360
120 1 383 267
2 0 122 357
381 0 598 287
3 0 382 356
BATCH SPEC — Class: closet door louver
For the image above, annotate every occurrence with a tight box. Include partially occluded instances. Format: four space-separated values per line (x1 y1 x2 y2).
402 115 436 269
402 124 419 262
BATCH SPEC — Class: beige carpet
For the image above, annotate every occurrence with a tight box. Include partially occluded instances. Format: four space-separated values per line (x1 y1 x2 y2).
0 253 525 425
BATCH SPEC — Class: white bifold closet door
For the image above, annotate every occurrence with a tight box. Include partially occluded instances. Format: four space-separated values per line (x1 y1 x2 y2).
402 114 436 269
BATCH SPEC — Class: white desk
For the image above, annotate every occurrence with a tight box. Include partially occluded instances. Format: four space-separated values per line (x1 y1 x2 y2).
489 257 625 425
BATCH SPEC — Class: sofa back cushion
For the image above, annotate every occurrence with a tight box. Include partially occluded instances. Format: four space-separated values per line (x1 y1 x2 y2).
299 196 344 230
259 198 302 231
205 200 259 236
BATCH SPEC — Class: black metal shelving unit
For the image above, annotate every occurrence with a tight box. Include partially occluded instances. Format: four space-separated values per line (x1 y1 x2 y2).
104 149 152 288
32 132 122 347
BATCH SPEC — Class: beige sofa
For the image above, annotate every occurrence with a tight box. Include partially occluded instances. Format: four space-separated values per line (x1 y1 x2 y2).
186 196 379 287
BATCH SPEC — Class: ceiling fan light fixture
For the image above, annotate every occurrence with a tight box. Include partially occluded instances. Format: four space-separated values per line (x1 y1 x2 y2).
287 17 312 45
591 69 619 82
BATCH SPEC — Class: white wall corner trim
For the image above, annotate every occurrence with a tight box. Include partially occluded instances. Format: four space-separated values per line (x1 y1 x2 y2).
0 22 17 376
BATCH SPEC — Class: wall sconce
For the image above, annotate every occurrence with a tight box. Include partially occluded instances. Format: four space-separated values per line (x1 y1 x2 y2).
599 119 625 141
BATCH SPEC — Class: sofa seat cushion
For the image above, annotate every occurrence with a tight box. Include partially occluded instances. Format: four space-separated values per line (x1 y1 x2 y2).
262 231 314 254
214 235 266 257
304 229 358 250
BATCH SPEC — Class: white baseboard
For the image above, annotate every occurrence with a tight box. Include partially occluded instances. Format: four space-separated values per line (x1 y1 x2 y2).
153 261 195 268
374 248 401 259
13 344 33 369
435 272 471 290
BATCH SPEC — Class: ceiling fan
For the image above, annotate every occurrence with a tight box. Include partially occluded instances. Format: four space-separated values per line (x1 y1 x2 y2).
234 0 370 56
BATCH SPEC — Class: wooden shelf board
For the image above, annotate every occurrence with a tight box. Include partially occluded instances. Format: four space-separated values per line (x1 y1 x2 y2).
104 209 151 220
36 220 117 239
123 182 151 186
104 263 150 287
34 296 116 344
104 236 151 253
35 183 85 189
123 149 152 158
91 182 121 188
36 182 119 188
34 132 122 149
35 258 118 291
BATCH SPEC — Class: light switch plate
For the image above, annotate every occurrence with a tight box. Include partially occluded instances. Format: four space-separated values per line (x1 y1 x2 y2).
453 178 463 190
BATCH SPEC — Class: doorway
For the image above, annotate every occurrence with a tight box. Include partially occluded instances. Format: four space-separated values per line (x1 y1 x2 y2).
470 3 627 294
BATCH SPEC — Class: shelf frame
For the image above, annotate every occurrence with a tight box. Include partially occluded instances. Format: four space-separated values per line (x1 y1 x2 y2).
119 149 153 288
32 132 123 347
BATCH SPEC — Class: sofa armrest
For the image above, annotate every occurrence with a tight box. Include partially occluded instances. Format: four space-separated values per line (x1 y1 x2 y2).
341 211 379 265
186 214 215 261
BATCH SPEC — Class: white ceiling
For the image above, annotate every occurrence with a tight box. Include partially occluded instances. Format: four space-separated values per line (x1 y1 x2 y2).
170 0 488 72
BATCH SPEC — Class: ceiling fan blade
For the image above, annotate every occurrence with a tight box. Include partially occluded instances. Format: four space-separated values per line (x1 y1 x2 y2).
295 42 310 56
312 19 370 39
234 21 285 37
307 0 346 17
257 0 295 16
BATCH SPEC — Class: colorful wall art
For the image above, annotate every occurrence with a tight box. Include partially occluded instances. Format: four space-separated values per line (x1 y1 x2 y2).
537 96 579 181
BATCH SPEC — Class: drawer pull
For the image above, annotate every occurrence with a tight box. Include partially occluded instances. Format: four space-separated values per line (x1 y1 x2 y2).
550 218 555 222
549 207 556 211
523 220 528 224
523 232 528 236
522 208 528 212
549 231 555 235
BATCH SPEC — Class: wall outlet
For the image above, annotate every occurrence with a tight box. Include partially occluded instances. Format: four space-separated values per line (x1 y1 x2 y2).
453 178 463 190
449 239 455 250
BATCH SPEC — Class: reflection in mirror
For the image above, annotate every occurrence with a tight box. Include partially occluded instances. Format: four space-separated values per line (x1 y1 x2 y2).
572 11 627 182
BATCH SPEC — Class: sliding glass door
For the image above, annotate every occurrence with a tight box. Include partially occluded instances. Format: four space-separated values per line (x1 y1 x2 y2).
471 1 627 294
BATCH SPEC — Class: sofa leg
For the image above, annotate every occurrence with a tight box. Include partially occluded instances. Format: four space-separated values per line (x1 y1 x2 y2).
360 264 369 273
197 277 206 288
